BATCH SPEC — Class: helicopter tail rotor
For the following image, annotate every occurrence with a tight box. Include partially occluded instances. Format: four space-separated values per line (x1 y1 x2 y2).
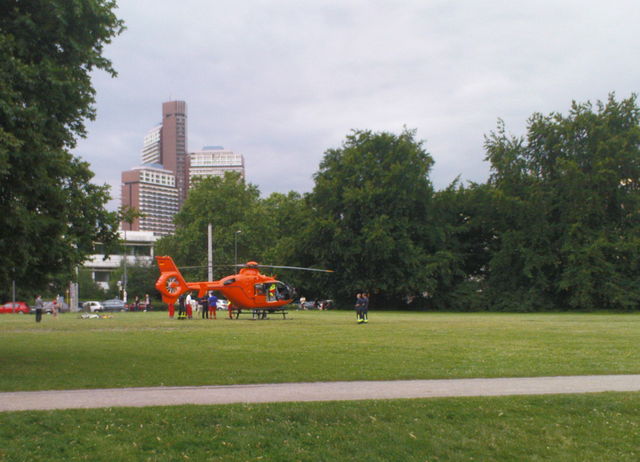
155 256 190 304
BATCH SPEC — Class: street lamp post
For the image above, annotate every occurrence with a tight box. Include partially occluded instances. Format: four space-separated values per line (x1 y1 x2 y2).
234 230 242 266
123 228 128 303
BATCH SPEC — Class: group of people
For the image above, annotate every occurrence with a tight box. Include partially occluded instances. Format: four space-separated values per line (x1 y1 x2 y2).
130 294 151 311
355 292 369 324
33 295 64 322
175 291 219 320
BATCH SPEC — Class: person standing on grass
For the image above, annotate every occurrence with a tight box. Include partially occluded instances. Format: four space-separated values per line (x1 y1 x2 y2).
361 292 369 324
34 295 43 323
355 293 364 323
51 297 58 319
200 294 209 319
177 293 186 319
208 291 218 319
185 292 194 319
190 296 197 319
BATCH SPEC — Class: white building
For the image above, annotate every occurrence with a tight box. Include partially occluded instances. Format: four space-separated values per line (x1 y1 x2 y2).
84 230 158 290
141 124 162 165
189 146 245 183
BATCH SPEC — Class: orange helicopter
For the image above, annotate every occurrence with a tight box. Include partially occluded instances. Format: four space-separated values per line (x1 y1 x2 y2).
155 256 332 318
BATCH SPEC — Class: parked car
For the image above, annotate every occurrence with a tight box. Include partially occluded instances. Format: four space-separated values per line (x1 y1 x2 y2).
101 298 127 312
216 299 229 310
319 299 334 310
0 301 30 314
297 299 334 310
82 301 104 313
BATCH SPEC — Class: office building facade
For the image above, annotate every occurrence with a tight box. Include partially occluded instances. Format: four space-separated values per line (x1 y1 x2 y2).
141 123 162 164
121 164 179 236
189 146 245 183
84 230 158 290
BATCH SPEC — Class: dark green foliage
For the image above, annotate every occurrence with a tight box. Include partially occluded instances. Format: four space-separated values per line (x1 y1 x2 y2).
0 1 124 291
106 261 158 302
483 94 640 311
77 268 106 300
426 181 494 311
155 174 331 299
155 172 276 281
305 128 436 304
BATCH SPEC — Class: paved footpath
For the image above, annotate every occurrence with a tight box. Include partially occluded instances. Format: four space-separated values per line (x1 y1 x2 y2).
1 375 640 412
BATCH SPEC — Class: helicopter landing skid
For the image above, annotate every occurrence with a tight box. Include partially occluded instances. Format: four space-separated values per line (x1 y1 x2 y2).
233 308 289 320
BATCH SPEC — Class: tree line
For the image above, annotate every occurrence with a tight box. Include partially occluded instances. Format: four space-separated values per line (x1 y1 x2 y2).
157 94 640 311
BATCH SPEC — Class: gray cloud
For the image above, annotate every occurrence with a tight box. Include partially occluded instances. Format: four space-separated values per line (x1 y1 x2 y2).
73 0 640 209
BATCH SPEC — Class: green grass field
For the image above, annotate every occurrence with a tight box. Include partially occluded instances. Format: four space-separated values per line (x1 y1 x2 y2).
2 310 640 461
1 310 640 391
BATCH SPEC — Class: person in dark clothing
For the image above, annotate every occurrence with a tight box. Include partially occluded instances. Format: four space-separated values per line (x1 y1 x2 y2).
177 293 186 320
361 293 369 324
201 295 209 319
34 295 43 323
355 293 364 323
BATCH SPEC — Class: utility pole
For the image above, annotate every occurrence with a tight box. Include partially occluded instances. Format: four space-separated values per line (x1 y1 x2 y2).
123 228 128 303
208 223 213 281
234 230 242 266
12 267 16 310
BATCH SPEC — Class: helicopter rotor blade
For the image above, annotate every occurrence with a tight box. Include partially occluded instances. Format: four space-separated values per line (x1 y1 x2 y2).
235 264 334 273
176 264 237 270
178 262 334 273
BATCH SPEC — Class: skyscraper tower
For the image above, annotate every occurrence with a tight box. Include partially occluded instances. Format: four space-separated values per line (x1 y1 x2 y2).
161 101 188 205
121 100 186 234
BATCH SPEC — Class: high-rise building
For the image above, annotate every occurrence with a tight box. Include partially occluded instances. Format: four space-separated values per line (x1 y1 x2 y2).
121 100 248 236
141 123 162 164
121 164 179 236
161 101 188 205
121 100 188 234
189 146 245 183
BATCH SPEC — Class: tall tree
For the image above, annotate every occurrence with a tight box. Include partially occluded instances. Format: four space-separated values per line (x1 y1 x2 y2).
0 1 124 291
306 128 436 305
154 172 276 281
484 94 640 310
427 181 495 311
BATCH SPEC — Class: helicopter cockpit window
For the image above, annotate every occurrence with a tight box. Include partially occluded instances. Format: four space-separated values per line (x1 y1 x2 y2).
278 283 292 300
254 284 265 296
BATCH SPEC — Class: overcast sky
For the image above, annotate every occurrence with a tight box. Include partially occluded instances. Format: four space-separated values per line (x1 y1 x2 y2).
74 0 640 210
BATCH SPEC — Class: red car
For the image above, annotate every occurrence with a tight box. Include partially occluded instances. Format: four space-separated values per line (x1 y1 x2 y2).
0 301 31 314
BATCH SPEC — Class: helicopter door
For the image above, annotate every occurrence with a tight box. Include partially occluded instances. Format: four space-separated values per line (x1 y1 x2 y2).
259 282 291 302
